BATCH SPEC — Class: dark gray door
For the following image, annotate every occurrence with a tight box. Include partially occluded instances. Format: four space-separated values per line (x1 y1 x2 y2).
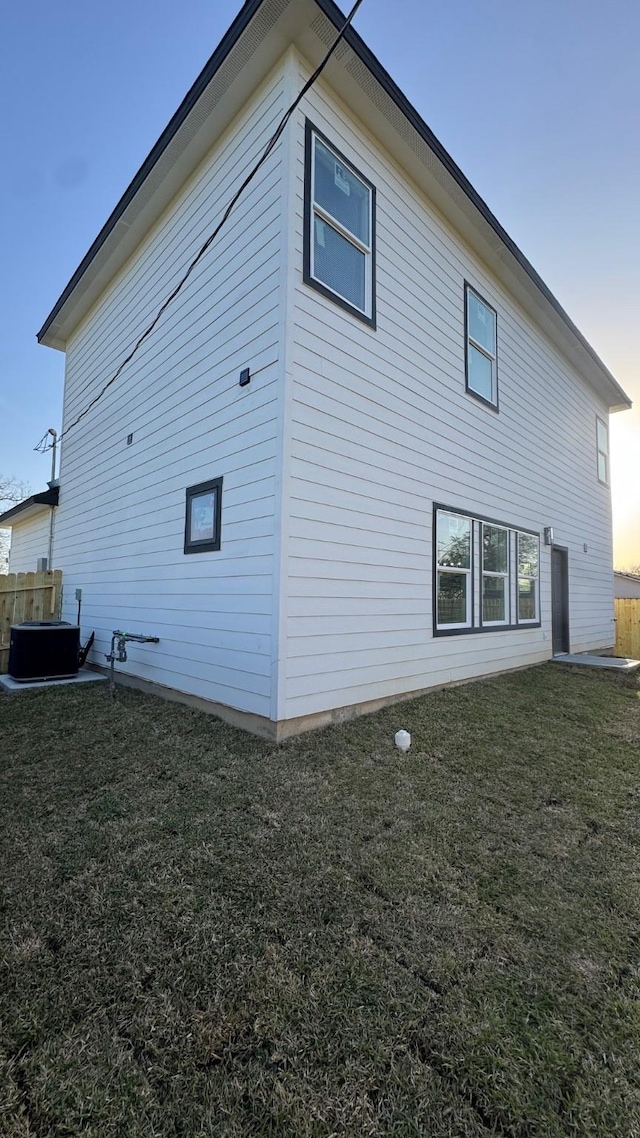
551 547 569 655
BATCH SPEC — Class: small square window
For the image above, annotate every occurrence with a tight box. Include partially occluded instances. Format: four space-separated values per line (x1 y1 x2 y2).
304 122 376 327
465 284 498 408
596 416 609 485
184 476 222 554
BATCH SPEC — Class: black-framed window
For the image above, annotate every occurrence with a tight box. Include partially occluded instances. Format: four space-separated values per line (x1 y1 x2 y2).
434 505 540 635
517 532 539 623
465 283 498 408
435 511 472 629
596 416 609 485
303 121 376 327
482 523 509 626
184 476 222 554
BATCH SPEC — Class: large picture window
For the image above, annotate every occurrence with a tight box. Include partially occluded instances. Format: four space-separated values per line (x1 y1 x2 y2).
184 476 222 554
465 284 498 408
304 122 375 326
434 506 540 634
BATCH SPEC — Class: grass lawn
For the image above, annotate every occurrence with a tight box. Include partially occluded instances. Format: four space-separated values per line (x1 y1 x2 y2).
1 664 640 1137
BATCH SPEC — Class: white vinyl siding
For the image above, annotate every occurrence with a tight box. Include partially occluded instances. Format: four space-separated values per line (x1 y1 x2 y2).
281 60 615 720
52 64 288 717
614 574 640 600
45 45 617 730
7 513 52 573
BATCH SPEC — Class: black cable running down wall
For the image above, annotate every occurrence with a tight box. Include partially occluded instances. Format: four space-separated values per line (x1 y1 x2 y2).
49 0 365 449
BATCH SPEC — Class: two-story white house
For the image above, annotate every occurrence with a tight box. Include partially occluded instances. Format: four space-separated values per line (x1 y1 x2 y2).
9 0 631 737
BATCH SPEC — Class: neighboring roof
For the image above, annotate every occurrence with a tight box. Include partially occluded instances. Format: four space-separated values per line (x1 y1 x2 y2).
614 571 640 582
37 0 631 413
0 486 59 528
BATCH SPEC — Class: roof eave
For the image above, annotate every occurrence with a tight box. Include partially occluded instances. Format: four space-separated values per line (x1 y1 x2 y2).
0 487 59 528
37 0 632 413
37 0 265 349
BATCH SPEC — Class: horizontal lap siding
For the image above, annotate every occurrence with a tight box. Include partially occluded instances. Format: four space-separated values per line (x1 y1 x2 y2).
284 66 613 719
8 515 51 573
54 67 287 717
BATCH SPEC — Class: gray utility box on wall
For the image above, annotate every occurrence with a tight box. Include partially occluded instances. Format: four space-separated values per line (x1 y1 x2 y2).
9 622 80 682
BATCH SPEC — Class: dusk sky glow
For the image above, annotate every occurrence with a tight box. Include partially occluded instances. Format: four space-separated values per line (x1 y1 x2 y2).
2 0 638 565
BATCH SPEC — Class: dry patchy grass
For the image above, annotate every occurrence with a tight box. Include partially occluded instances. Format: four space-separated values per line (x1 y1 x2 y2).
1 663 639 1136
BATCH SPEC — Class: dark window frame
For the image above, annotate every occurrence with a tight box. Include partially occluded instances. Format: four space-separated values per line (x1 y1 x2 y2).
480 521 510 628
433 503 541 637
303 119 377 329
515 530 540 625
596 415 609 486
434 509 474 631
184 476 223 554
464 281 499 411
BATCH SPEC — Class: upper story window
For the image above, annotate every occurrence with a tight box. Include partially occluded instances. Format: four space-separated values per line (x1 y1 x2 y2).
596 417 609 485
304 122 376 327
465 283 498 408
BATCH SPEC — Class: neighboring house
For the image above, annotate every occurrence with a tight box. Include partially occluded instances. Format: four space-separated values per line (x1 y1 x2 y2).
0 487 58 573
614 572 640 600
30 0 630 737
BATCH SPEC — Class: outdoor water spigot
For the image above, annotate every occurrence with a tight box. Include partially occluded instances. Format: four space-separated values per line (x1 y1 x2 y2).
106 629 160 695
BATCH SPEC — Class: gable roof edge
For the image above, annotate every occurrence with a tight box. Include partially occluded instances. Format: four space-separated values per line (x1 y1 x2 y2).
36 0 264 347
36 0 631 413
314 0 630 412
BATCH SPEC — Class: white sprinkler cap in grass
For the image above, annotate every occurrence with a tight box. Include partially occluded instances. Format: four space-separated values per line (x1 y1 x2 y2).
395 729 411 753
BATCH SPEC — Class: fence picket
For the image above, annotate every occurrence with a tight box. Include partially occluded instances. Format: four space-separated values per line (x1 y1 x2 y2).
614 599 640 660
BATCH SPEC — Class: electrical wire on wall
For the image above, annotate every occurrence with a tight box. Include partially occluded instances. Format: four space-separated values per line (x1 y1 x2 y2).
37 0 365 453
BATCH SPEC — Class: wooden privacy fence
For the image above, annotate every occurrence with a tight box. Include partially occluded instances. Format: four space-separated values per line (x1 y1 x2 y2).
0 570 62 674
615 598 640 660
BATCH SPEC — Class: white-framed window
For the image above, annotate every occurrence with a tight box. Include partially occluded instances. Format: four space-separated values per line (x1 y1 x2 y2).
465 284 498 408
304 122 375 326
434 506 541 635
435 511 472 629
596 416 609 485
517 531 539 623
481 523 509 625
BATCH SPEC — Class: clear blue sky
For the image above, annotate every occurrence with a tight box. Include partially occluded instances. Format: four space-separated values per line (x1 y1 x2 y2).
2 0 639 563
